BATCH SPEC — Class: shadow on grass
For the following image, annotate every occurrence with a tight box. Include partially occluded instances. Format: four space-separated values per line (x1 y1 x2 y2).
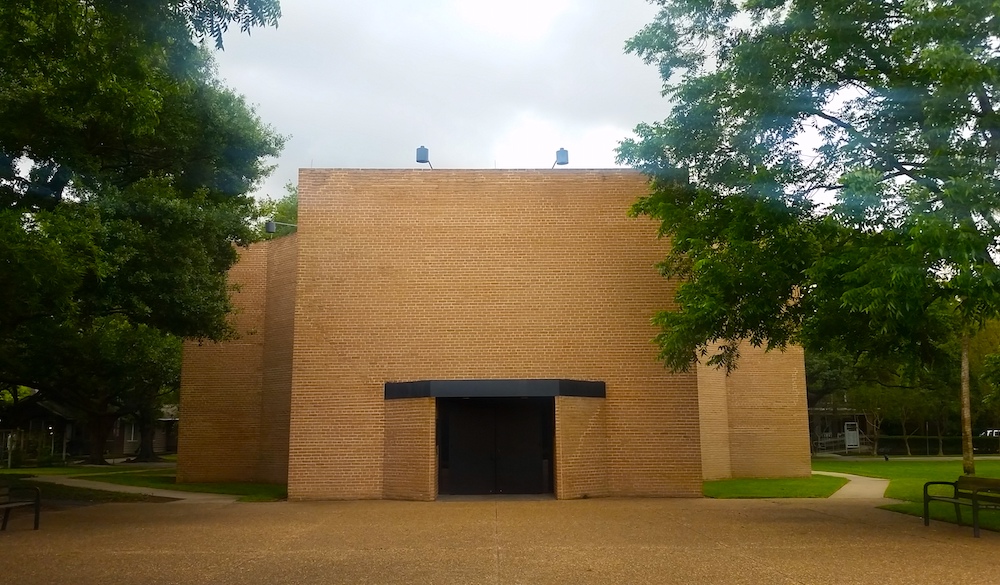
82 470 287 502
1 474 173 507
813 458 1000 534
881 501 1000 534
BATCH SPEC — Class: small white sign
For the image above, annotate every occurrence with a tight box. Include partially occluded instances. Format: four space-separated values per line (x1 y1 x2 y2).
845 422 860 450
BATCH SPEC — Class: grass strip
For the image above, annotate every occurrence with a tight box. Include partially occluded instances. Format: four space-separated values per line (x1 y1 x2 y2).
703 475 847 499
82 469 287 502
0 464 167 477
2 474 169 505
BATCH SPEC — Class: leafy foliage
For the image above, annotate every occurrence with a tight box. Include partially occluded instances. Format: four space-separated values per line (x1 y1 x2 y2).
622 0 1000 365
622 0 1000 472
0 0 283 209
0 0 282 462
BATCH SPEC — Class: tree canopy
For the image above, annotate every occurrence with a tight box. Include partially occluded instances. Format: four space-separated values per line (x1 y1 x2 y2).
620 0 1000 473
0 0 282 463
1 0 282 210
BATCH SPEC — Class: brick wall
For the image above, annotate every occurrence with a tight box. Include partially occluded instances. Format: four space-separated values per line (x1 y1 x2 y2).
726 343 811 478
695 342 811 481
290 169 703 499
257 235 298 484
554 396 609 499
178 237 297 484
696 361 733 481
178 245 267 483
180 169 811 497
383 398 436 501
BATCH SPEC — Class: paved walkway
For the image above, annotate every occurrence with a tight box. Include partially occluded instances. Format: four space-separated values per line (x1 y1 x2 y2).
28 475 238 503
33 470 890 503
812 471 893 499
3 469 992 584
0 496 995 585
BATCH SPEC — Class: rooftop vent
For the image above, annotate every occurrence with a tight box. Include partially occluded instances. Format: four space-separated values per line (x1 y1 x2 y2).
416 146 433 169
552 148 568 168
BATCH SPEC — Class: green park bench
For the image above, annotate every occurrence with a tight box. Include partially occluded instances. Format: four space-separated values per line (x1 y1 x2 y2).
923 476 1000 538
0 484 41 531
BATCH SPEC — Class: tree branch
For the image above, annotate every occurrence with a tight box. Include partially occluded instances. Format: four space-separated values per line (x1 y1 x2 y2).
808 109 942 194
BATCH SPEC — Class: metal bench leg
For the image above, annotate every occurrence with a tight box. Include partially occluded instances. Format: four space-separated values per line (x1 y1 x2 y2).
1 508 9 531
972 503 980 538
954 502 962 526
923 499 930 526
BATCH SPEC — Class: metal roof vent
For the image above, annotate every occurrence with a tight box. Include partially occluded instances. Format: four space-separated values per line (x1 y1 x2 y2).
416 146 433 169
552 148 568 168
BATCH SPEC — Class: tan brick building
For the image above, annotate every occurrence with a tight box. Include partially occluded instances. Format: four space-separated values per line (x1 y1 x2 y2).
178 169 810 500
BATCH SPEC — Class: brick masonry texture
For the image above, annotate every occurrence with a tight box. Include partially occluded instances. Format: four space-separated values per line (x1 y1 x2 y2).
697 343 811 481
383 398 436 501
180 169 811 498
554 396 609 499
289 169 705 499
257 235 298 483
696 361 732 481
725 344 811 478
178 236 297 484
178 244 267 483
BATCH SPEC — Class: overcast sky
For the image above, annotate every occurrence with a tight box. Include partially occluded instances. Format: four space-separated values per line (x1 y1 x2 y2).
212 0 669 199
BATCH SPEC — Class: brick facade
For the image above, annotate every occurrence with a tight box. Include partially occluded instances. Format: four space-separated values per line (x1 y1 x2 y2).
697 343 811 480
179 169 810 498
178 235 296 484
554 396 609 499
383 398 436 501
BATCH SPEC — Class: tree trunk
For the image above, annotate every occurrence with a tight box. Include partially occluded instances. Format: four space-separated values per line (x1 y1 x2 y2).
961 332 975 475
865 412 883 457
936 419 944 456
84 415 116 465
901 417 912 456
132 407 161 463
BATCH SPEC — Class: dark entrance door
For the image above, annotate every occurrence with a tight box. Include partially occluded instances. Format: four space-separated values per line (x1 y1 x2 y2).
437 397 553 495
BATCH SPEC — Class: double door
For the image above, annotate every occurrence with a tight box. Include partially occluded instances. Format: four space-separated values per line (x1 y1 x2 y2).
438 398 552 495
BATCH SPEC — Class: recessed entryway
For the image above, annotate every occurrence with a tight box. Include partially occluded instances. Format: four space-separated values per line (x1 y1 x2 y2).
437 397 554 496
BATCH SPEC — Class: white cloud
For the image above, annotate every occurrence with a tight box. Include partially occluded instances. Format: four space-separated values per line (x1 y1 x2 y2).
212 0 667 197
451 0 573 44
489 112 635 169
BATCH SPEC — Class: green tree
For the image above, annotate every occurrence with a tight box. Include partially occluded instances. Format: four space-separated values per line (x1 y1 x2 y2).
0 0 283 462
620 0 1000 474
259 181 299 238
24 317 182 465
1 0 282 209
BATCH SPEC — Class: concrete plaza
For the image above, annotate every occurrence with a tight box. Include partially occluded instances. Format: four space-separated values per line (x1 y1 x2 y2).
0 496 995 584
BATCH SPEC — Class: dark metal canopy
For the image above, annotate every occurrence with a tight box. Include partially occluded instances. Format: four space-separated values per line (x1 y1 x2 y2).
384 379 605 400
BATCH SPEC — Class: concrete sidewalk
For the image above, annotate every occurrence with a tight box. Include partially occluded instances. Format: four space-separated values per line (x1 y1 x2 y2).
28 475 238 503
0 496 994 585
813 470 893 500
34 470 889 503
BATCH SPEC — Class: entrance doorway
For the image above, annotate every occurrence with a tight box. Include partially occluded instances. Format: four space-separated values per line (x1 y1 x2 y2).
437 397 554 495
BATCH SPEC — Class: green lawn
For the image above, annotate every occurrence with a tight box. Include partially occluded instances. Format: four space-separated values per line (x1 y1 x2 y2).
1 474 168 505
0 464 166 476
703 475 847 498
2 463 285 503
82 469 287 502
812 458 1000 533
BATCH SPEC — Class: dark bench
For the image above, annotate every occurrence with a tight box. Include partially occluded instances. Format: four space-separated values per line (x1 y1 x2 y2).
0 485 40 531
923 476 1000 537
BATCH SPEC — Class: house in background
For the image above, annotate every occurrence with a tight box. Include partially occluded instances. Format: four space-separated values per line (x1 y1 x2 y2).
0 396 178 464
179 169 811 500
107 405 178 457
